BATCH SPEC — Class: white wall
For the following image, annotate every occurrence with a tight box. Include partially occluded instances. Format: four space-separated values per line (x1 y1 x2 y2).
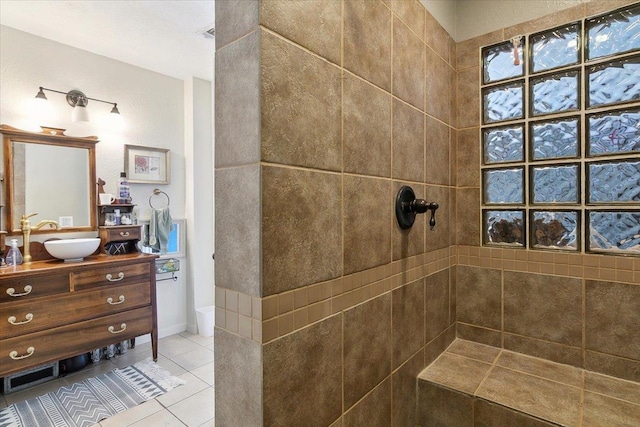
0 24 188 337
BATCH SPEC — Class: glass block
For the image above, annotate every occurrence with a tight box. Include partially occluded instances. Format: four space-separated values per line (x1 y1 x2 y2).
587 3 640 60
531 118 580 160
483 83 524 124
589 211 640 253
484 168 524 204
588 109 640 156
588 57 640 108
531 71 580 116
531 23 580 73
484 210 524 246
483 125 524 164
531 211 579 250
483 38 524 84
589 160 640 203
532 165 579 204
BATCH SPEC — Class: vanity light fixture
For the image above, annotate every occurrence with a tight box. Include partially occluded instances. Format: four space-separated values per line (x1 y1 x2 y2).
34 87 120 123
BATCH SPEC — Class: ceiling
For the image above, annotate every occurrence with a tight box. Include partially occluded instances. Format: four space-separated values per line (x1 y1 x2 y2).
0 0 215 81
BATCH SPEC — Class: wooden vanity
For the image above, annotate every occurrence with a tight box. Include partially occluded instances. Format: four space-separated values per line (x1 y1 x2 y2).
0 253 158 378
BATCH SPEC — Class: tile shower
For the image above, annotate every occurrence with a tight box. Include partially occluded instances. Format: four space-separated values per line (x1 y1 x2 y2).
214 0 640 426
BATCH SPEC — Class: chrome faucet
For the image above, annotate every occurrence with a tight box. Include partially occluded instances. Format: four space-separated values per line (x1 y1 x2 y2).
20 212 61 263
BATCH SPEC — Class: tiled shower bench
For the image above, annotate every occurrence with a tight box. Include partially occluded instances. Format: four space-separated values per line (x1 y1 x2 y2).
417 339 640 427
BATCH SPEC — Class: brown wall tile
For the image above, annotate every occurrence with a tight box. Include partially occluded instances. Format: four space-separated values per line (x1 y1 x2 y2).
425 326 456 366
392 350 424 427
215 166 261 296
261 32 341 171
392 100 425 182
393 182 426 260
426 269 450 342
475 399 557 427
259 0 341 65
263 315 342 427
457 67 480 129
343 378 391 427
343 74 392 177
417 381 474 427
456 188 480 246
215 0 259 50
425 185 450 251
457 322 502 347
214 328 263 426
456 30 503 71
262 166 342 295
393 17 425 110
343 294 392 409
215 31 260 167
456 266 501 330
344 175 392 275
389 0 425 41
426 47 451 124
585 350 640 383
392 279 425 368
425 117 450 185
586 280 640 361
456 128 480 187
504 272 582 347
344 0 392 91
425 9 451 63
503 333 582 368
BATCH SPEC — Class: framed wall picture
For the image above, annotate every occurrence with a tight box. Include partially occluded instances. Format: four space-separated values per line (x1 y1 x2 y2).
124 144 170 184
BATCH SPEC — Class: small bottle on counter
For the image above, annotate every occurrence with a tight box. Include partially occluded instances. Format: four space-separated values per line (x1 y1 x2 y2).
117 172 131 204
114 209 121 225
5 239 23 266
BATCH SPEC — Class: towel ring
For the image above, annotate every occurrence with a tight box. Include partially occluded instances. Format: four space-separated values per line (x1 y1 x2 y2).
149 189 170 209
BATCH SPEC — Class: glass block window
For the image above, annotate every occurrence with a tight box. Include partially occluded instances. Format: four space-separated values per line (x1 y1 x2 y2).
483 125 524 164
531 117 580 160
587 3 640 60
531 23 580 73
484 210 524 246
587 56 640 108
588 109 640 156
531 71 580 116
531 165 579 204
531 211 579 250
480 4 640 255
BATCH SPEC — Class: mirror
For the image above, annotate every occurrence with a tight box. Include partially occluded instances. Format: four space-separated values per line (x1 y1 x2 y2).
1 125 98 234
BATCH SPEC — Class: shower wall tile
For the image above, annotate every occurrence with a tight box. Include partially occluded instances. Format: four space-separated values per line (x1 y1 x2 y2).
215 0 259 50
393 16 425 111
456 29 503 71
259 0 341 65
417 381 474 427
343 74 392 178
392 279 425 369
392 99 425 182
449 187 457 246
456 188 481 246
215 165 260 296
215 30 260 167
425 9 451 63
261 32 341 172
457 322 502 347
392 350 424 427
343 378 391 427
503 334 583 368
263 315 342 427
456 266 502 330
387 0 425 41
343 175 391 275
474 399 557 427
457 129 480 187
586 280 640 361
262 166 342 295
585 350 640 383
504 272 582 347
425 185 450 251
426 47 452 124
457 66 480 129
393 182 426 260
450 129 458 186
449 266 457 323
425 269 450 342
343 294 392 409
425 325 456 365
214 329 262 427
344 0 392 92
425 117 450 185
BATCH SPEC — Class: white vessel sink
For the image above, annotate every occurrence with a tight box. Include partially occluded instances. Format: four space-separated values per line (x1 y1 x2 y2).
44 238 100 262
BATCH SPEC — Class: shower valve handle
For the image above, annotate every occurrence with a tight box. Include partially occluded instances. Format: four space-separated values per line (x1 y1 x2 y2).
395 186 439 230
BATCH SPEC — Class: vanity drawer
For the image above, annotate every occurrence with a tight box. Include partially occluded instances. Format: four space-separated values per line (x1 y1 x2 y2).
1 281 151 339
0 306 153 377
0 274 69 303
103 226 141 242
71 262 150 290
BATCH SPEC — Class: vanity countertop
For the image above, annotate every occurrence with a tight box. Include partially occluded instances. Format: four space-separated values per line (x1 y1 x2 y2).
0 253 158 276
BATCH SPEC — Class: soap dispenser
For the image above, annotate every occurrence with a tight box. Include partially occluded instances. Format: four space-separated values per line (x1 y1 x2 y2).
5 239 23 266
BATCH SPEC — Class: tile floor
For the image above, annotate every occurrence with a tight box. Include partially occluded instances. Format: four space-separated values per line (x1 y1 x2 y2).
1 331 214 426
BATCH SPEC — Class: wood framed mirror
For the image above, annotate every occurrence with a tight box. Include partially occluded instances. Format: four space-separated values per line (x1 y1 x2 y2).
1 125 98 235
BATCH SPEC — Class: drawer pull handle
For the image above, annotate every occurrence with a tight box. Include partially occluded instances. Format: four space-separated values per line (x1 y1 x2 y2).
108 323 127 334
119 231 130 237
8 313 34 325
107 295 125 305
6 285 33 297
106 272 125 282
9 346 35 360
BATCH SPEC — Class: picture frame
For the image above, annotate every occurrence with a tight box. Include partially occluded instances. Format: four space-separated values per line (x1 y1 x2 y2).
124 144 170 184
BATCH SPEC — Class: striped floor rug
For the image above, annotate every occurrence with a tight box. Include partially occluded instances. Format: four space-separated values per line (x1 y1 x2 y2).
0 358 185 427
